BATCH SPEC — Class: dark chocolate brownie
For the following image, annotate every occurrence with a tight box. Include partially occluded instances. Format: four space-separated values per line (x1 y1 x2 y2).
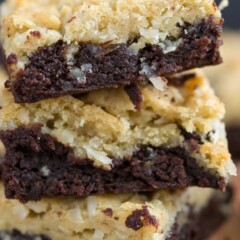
6 16 222 105
125 205 159 231
0 125 225 203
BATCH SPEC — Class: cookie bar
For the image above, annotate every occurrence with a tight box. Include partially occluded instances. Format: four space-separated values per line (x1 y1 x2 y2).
0 69 236 202
0 0 223 104
205 32 240 159
0 184 231 240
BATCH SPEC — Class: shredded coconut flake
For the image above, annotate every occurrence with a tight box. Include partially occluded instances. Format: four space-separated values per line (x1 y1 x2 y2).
81 63 93 73
86 147 112 167
87 196 97 217
139 63 155 77
163 39 182 54
40 166 51 177
70 67 87 83
13 205 29 220
68 207 83 222
26 202 48 213
149 76 167 91
18 109 29 122
66 45 79 63
70 64 93 83
93 230 105 240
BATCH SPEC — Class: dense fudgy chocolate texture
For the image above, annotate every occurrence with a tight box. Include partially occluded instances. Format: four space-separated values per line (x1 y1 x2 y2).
6 16 222 104
0 189 231 240
0 125 225 202
227 126 240 160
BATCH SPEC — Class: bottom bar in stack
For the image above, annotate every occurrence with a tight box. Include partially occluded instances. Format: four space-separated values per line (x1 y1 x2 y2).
0 184 231 240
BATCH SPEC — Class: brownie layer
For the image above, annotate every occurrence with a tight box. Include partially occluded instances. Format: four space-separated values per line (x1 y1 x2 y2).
0 189 231 240
6 16 222 104
0 125 225 203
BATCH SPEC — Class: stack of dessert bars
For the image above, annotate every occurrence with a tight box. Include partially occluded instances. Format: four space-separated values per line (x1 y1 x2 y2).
0 1 237 239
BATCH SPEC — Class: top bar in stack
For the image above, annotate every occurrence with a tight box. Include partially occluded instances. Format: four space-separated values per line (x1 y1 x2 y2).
0 0 223 105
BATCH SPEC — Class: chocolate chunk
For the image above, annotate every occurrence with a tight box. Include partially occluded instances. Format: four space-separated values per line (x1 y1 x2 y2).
125 206 158 231
103 208 113 217
0 126 225 203
6 53 17 65
29 31 41 38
